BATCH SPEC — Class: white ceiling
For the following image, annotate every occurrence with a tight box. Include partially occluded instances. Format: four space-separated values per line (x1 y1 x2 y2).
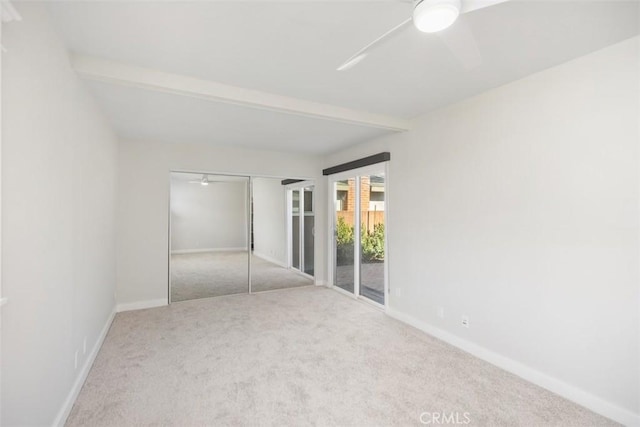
83 80 391 154
46 0 639 154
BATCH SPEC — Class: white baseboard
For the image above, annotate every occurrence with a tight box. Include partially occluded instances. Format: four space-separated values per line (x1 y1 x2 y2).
53 308 116 427
171 247 247 255
252 251 287 268
116 298 168 313
386 308 639 427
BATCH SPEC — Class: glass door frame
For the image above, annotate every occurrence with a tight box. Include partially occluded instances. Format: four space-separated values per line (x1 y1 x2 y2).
327 163 389 310
286 180 315 280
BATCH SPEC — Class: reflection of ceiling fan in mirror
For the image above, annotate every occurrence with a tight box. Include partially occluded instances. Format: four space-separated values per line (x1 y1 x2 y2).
337 0 510 71
188 175 218 186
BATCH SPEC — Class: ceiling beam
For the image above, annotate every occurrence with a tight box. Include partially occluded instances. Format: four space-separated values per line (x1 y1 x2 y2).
71 54 411 132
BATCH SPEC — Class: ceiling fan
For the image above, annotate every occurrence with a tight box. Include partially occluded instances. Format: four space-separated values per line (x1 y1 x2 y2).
188 175 218 186
337 0 511 71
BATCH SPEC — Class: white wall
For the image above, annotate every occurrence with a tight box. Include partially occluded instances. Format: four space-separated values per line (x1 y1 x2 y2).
323 37 640 424
252 177 287 266
117 139 322 306
1 3 118 425
0 13 5 426
170 177 248 252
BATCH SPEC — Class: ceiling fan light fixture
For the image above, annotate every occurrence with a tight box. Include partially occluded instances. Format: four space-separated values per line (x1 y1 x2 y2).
413 0 461 33
200 175 209 186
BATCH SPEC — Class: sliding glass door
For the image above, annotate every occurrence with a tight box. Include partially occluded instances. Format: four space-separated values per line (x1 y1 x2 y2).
331 166 387 306
334 179 355 294
358 173 385 304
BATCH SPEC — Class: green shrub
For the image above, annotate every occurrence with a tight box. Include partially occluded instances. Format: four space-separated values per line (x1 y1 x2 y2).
336 217 385 264
336 217 354 265
336 216 354 245
362 223 385 262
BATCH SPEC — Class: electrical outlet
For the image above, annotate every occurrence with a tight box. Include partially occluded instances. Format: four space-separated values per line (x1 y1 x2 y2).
437 307 445 319
461 316 469 328
74 351 78 369
83 337 87 355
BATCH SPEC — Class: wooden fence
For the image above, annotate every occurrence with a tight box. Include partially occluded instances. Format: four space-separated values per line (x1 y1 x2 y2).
336 210 384 233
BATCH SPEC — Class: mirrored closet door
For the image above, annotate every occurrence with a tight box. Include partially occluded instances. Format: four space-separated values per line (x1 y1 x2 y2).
250 178 314 292
288 183 315 277
170 174 315 303
169 172 250 302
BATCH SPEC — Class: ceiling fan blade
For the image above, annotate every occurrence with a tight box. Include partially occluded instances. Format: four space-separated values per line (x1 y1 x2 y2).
337 17 412 71
461 0 511 15
437 17 482 70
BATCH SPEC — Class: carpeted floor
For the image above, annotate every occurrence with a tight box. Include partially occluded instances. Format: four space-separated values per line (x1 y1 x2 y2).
67 287 615 427
171 251 313 302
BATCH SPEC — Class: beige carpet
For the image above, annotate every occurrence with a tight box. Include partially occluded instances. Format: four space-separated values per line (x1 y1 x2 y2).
66 287 615 426
171 251 313 302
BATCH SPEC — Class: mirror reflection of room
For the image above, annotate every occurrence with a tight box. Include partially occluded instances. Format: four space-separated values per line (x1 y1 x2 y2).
251 177 314 292
170 173 314 303
170 172 249 302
